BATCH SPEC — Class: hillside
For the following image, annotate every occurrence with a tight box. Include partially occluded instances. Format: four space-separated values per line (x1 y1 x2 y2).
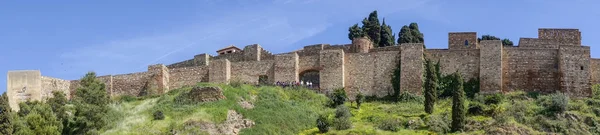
96 83 600 135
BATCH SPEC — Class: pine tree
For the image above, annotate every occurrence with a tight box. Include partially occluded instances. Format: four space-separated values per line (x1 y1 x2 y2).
379 18 395 47
362 10 381 46
14 101 62 135
424 59 437 114
0 92 14 135
348 24 364 41
451 72 466 132
47 91 71 134
68 72 111 134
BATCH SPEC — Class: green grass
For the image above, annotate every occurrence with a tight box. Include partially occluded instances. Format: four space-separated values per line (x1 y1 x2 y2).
100 84 600 135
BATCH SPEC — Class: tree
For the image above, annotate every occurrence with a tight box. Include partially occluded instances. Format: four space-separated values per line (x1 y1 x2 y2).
355 92 364 109
424 59 438 114
379 18 395 47
348 23 364 41
397 23 425 47
46 91 72 134
0 92 14 134
330 88 348 107
362 10 381 46
450 72 466 132
14 101 62 135
478 35 514 46
68 72 111 134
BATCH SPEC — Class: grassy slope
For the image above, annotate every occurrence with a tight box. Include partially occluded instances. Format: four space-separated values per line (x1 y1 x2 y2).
100 83 600 135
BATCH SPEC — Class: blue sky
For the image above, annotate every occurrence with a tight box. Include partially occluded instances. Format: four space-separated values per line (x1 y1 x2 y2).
1 0 599 94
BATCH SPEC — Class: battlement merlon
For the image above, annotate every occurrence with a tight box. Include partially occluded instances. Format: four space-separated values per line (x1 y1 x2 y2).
448 32 478 50
538 28 581 45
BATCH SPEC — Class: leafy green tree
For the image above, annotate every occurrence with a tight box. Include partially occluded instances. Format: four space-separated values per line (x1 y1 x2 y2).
68 72 111 134
478 35 514 46
424 59 438 114
330 88 348 107
450 73 466 132
0 92 14 134
361 10 381 46
348 23 364 41
397 23 425 47
501 39 514 46
14 101 61 135
379 18 395 47
46 91 73 134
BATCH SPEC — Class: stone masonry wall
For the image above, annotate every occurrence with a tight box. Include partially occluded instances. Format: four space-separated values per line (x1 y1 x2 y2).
345 50 399 97
274 53 299 82
320 49 345 91
518 38 560 48
41 76 71 100
230 60 274 84
502 47 559 93
538 29 581 45
558 45 591 97
425 49 480 80
299 55 320 72
449 32 478 50
169 66 209 89
591 59 600 85
112 72 153 96
209 59 231 84
400 43 424 94
479 40 503 93
7 70 42 111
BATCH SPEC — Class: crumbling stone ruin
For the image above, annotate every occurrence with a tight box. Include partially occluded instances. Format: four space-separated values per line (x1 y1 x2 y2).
6 28 598 111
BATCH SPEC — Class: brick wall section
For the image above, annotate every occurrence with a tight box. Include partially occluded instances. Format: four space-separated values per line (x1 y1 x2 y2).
558 46 591 97
209 59 231 84
169 66 209 89
320 49 345 91
425 49 480 80
538 29 581 45
449 32 478 50
502 48 559 93
41 76 71 100
274 53 299 82
112 72 152 96
400 43 424 94
230 60 275 84
479 40 503 93
591 59 600 85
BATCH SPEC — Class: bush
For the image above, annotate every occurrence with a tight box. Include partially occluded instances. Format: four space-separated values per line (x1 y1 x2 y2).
316 114 330 133
540 93 569 115
425 115 450 133
593 84 600 99
153 110 165 120
467 102 485 116
398 91 424 103
229 79 243 88
330 88 348 107
484 93 504 105
117 95 138 102
463 78 480 99
333 106 352 130
377 119 403 132
355 92 364 109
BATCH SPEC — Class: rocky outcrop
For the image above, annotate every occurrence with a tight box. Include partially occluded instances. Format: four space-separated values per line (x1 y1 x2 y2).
188 86 226 102
175 110 254 135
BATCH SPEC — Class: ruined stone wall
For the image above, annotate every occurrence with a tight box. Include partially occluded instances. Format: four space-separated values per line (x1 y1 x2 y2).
425 49 480 80
502 47 559 93
7 70 42 111
591 59 600 85
558 45 591 97
148 64 170 94
112 72 152 96
538 29 581 45
400 43 424 94
41 76 71 100
448 32 478 50
167 59 195 68
261 49 274 60
209 59 231 84
320 49 345 91
169 66 209 89
243 44 261 61
230 60 274 84
479 40 503 93
274 53 298 82
345 51 399 97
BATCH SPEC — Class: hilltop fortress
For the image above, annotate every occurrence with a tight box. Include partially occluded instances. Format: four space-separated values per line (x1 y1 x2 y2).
6 28 599 110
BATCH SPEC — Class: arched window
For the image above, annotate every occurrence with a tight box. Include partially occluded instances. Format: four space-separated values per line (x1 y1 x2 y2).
464 40 469 46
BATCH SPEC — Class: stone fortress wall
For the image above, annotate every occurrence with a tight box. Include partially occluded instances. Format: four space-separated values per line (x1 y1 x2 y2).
6 28 597 111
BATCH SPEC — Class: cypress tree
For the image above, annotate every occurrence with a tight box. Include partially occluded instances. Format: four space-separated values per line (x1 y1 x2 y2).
379 18 395 47
424 59 437 114
362 10 381 46
451 72 466 132
398 23 425 48
348 24 364 41
0 92 13 135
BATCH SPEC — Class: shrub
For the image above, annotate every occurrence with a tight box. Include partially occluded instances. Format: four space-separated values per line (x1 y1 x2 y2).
543 93 569 115
425 115 450 133
153 110 165 120
593 84 600 99
467 102 485 116
330 88 348 107
316 114 330 133
118 95 138 102
377 119 403 132
333 106 352 130
463 78 480 99
355 92 364 109
527 91 541 99
229 79 243 88
398 91 424 103
484 93 504 105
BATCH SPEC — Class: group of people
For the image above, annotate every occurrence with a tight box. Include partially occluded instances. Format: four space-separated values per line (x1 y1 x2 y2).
274 80 316 88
